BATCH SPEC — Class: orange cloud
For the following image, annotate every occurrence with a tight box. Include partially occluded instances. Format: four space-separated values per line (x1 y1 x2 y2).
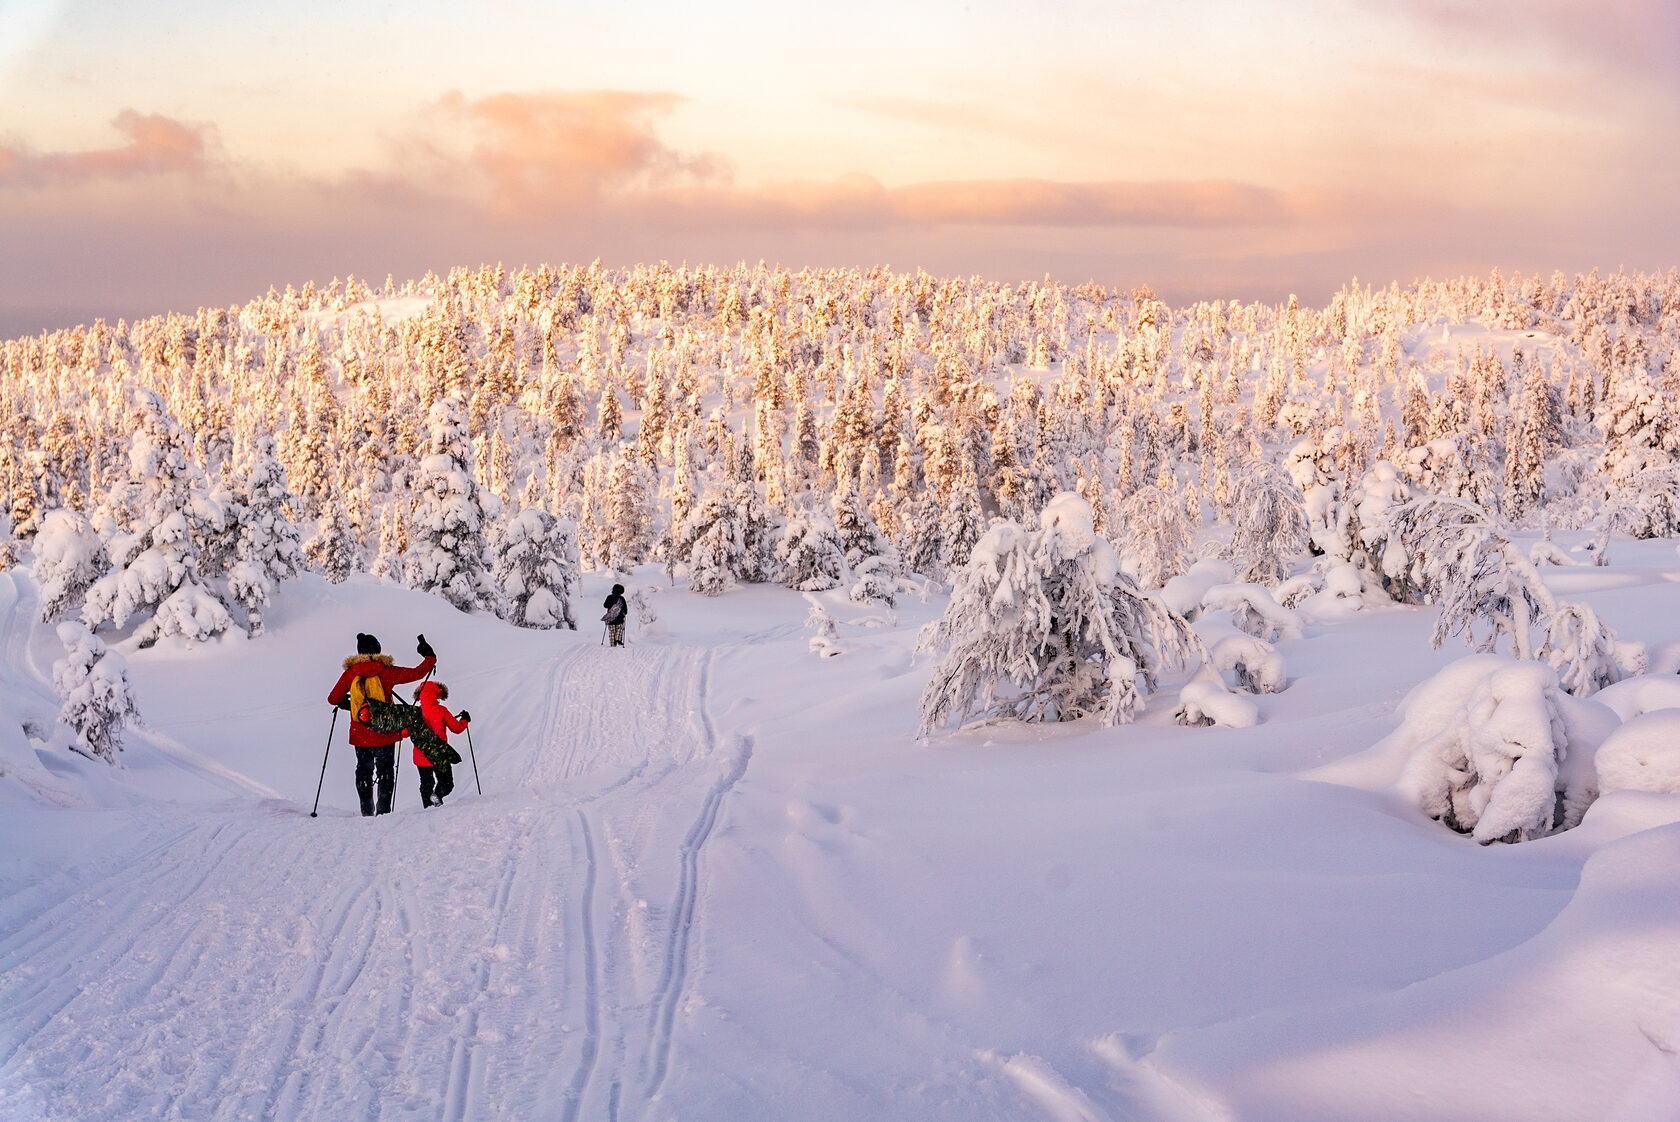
0 110 213 188
425 89 728 212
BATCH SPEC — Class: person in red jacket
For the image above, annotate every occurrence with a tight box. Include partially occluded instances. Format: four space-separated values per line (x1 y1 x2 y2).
415 679 470 808
327 632 436 816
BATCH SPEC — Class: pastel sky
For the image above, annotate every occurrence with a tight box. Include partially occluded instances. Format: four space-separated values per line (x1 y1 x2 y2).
3 0 1678 334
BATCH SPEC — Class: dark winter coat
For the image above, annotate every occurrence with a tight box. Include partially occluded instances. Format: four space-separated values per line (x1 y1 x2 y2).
327 653 437 747
602 592 627 626
414 680 467 767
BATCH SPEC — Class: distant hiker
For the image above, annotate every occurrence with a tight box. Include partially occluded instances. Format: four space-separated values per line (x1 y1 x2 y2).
602 583 628 647
414 680 469 808
327 633 436 816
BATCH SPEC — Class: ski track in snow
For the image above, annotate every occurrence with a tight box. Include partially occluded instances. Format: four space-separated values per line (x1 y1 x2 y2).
0 638 748 1122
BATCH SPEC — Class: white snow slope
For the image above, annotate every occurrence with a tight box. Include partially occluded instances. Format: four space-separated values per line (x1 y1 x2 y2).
7 541 1680 1121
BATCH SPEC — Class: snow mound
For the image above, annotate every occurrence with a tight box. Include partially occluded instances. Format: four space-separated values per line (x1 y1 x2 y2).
1595 710 1680 796
1592 673 1680 722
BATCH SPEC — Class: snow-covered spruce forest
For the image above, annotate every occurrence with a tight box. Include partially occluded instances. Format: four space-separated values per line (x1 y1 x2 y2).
16 263 1680 1119
12 262 1680 840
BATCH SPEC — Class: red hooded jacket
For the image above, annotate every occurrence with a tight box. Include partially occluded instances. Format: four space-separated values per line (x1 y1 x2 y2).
327 653 437 748
414 680 467 767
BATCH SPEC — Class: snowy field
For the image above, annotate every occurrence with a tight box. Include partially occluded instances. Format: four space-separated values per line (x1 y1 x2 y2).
6 536 1680 1122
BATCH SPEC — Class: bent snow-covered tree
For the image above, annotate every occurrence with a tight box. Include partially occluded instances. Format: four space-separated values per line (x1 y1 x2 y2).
54 621 140 763
1223 462 1309 586
919 492 1200 736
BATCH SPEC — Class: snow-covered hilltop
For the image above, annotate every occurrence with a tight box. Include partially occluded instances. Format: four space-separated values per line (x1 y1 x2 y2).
7 264 1680 1119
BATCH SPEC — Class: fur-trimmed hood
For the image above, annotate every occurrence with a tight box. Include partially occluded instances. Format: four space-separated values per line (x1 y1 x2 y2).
343 653 396 671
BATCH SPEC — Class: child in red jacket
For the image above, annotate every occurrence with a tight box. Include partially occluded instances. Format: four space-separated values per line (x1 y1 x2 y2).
415 679 469 808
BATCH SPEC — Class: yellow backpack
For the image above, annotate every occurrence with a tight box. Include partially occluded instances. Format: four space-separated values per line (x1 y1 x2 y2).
349 672 388 725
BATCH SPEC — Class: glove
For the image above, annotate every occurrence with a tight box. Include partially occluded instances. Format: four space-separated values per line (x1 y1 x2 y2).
417 634 434 660
458 710 471 724
336 697 350 711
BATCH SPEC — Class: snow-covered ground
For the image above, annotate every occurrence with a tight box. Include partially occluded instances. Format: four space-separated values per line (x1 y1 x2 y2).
6 542 1680 1121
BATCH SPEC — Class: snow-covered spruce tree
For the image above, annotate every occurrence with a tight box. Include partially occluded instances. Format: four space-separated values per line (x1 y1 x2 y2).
54 620 140 763
491 507 580 629
919 493 1200 736
1535 601 1645 697
604 446 657 573
33 508 108 623
777 510 844 591
304 501 357 585
1223 462 1309 586
81 388 236 647
404 396 503 613
676 483 748 597
226 436 304 637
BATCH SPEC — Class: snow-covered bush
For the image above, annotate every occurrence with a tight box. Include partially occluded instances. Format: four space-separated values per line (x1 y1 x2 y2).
1223 463 1309 585
1535 602 1645 697
1595 711 1680 795
491 507 579 629
804 594 844 658
1396 658 1615 843
1158 559 1235 620
849 555 899 607
1174 665 1260 728
1199 625 1287 694
919 492 1200 736
1606 468 1680 539
1199 583 1302 643
53 621 140 763
33 508 107 622
778 512 844 591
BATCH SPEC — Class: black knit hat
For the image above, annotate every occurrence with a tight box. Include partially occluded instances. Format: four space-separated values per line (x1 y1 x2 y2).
611 584 625 594
357 633 381 655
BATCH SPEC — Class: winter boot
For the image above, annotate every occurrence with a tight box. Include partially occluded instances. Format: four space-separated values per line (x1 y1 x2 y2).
356 776 375 817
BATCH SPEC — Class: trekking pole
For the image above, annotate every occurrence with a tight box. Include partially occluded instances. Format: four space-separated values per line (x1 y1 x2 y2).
466 725 482 794
600 624 607 646
310 708 339 818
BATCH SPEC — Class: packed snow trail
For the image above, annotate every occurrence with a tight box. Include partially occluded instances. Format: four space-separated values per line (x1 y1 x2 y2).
0 638 749 1122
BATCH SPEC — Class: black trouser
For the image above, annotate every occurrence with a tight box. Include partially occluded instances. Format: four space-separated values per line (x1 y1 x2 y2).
354 744 396 816
418 763 455 807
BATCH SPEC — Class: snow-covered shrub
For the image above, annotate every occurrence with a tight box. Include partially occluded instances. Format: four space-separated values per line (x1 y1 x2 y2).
491 507 579 629
1158 559 1235 620
405 396 503 614
1200 625 1286 694
778 512 844 591
849 555 899 607
1223 463 1309 586
919 492 1200 735
1399 433 1500 511
1535 602 1645 698
53 621 139 763
1396 658 1614 843
1199 583 1302 643
1595 711 1680 795
1606 468 1680 539
679 485 748 597
804 594 844 658
33 508 108 622
1174 665 1260 727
